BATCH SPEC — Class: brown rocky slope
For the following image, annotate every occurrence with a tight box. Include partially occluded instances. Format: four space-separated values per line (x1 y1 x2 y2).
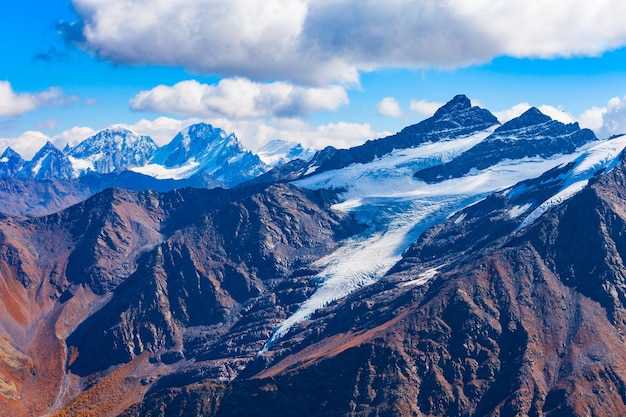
123 156 626 416
0 183 357 416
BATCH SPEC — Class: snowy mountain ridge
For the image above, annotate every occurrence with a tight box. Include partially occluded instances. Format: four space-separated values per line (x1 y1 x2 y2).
257 139 315 167
133 123 270 185
67 127 158 175
264 96 610 349
1 123 312 188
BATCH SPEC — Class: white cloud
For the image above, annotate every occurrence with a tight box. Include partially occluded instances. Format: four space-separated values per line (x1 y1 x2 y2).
35 119 59 131
493 103 575 124
119 115 388 152
153 116 387 152
0 81 77 117
493 103 532 124
581 96 626 138
492 97 626 138
130 78 349 119
0 131 52 159
376 97 403 118
54 126 97 148
578 107 606 133
0 126 97 159
1 114 386 161
410 99 444 118
537 105 575 125
69 0 626 84
116 117 202 146
602 96 626 136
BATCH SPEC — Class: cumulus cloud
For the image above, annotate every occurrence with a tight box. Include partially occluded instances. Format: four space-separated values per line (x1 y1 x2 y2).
410 99 445 118
537 105 575 124
0 81 78 117
116 117 203 146
130 78 349 119
578 107 606 133
54 126 97 148
230 118 389 151
580 96 626 138
493 103 575 124
67 0 626 84
0 126 98 159
1 114 387 161
123 116 386 152
0 131 53 159
376 97 403 118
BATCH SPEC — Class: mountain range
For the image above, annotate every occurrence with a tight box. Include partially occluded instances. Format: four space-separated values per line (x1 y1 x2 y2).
2 95 626 416
0 124 313 216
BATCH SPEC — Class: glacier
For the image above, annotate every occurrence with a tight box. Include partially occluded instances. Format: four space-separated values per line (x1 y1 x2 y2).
262 130 626 351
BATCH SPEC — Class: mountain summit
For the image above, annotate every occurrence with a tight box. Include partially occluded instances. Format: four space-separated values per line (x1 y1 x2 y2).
136 123 269 186
15 141 74 180
3 94 626 416
0 147 24 178
68 127 157 175
414 107 597 183
310 94 499 174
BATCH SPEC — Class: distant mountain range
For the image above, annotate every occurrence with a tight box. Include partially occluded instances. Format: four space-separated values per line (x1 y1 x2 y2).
3 95 626 416
0 123 313 188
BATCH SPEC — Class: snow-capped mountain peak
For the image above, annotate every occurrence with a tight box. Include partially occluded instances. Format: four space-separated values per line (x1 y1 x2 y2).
0 147 25 178
257 139 315 167
432 94 473 118
134 123 269 185
496 107 551 132
16 141 74 180
150 123 237 168
67 127 157 175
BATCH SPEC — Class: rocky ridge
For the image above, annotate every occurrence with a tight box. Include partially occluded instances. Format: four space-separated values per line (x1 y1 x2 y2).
0 95 624 416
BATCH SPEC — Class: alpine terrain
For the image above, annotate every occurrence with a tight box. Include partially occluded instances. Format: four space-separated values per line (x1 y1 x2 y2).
2 95 626 416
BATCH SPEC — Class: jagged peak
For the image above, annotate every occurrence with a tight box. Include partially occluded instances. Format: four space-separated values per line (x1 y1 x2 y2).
102 126 134 134
184 122 230 139
432 94 472 118
496 107 553 133
81 127 148 143
1 146 23 159
38 141 60 153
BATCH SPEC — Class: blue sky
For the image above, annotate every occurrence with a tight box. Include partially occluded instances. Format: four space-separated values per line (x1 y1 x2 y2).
2 0 626 158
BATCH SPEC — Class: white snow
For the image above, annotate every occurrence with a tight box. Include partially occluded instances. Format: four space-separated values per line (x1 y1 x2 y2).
131 160 200 180
516 134 626 230
571 134 626 176
260 132 626 352
294 128 497 197
68 155 95 176
0 157 8 163
303 165 319 176
401 265 445 287
517 180 589 230
30 155 45 176
453 212 467 224
507 203 533 219
257 139 315 167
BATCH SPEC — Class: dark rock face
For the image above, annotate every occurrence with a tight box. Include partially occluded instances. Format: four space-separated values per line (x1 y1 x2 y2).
0 171 217 216
0 147 24 178
415 107 597 183
3 96 626 417
119 155 626 417
310 95 499 174
64 184 354 377
0 182 359 416
68 128 158 174
16 141 74 180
